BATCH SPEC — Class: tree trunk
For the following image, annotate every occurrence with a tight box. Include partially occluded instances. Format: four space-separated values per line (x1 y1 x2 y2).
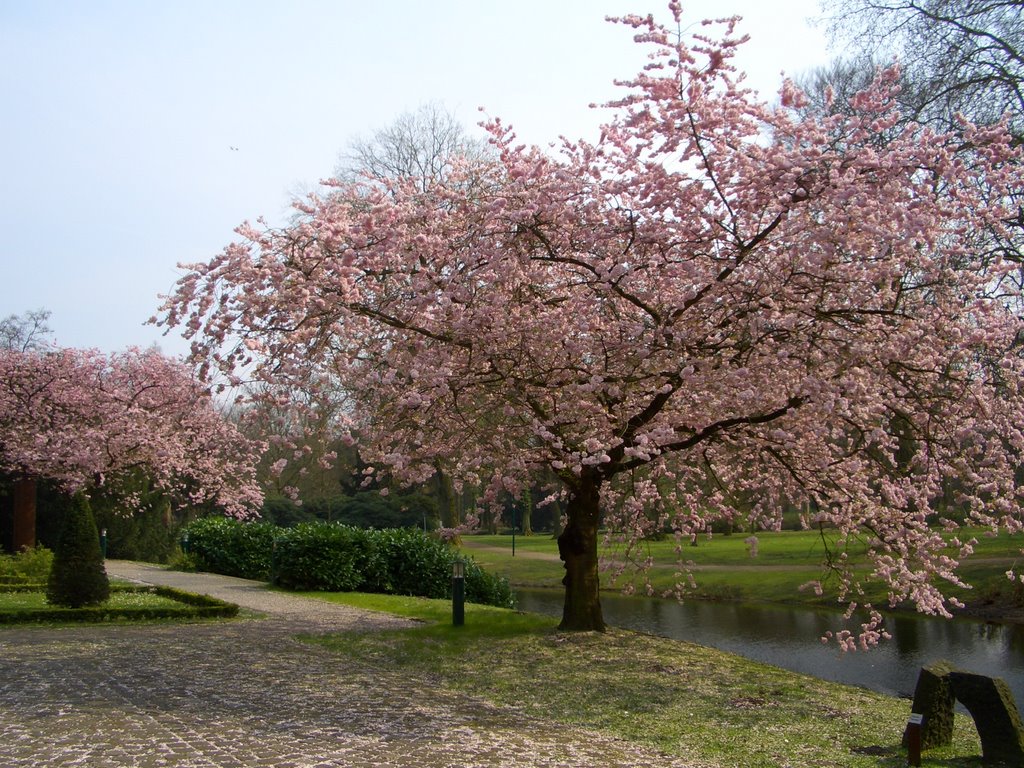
556 470 605 631
550 497 563 540
521 488 533 536
12 476 36 551
436 468 459 529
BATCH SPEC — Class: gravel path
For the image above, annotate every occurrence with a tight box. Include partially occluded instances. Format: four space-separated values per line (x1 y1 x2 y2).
0 561 698 767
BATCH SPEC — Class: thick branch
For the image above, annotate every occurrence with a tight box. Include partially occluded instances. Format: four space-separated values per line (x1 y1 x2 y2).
611 395 806 474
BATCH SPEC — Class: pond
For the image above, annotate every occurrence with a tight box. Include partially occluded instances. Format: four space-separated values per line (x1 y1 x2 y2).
516 588 1024 704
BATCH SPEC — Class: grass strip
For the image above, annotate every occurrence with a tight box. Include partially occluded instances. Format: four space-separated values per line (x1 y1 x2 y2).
303 591 986 768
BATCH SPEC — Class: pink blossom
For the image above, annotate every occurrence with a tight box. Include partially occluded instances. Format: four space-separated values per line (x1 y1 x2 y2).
0 347 263 516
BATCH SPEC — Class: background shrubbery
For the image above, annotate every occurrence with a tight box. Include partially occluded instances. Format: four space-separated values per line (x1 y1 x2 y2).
184 517 513 608
0 545 53 584
261 491 439 530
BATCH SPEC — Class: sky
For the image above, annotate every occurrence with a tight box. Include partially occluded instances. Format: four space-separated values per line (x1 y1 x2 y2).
0 1 835 358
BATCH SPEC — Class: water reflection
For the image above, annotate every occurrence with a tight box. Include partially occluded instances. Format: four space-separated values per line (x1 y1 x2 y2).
517 589 1024 702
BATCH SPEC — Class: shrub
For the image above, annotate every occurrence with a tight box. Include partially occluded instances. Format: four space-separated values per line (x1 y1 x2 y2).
464 559 514 609
167 550 199 572
47 494 110 608
368 527 514 602
0 545 53 583
272 523 378 591
0 584 239 623
270 524 514 607
184 516 276 580
368 527 452 596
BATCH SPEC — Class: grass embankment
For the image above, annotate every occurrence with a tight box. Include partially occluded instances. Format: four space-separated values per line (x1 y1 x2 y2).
303 591 985 768
459 529 1024 616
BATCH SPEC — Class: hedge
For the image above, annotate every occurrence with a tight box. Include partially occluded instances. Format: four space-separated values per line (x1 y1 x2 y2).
183 517 514 608
272 523 377 592
271 524 514 608
0 546 54 583
0 575 35 586
185 516 276 580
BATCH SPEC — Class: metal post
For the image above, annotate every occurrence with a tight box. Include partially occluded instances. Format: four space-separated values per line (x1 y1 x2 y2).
905 713 923 767
100 528 107 560
452 559 465 626
511 506 516 557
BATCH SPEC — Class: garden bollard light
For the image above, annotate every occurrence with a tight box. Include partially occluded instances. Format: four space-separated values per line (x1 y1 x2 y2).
452 559 465 627
100 528 107 560
905 713 923 767
181 530 190 555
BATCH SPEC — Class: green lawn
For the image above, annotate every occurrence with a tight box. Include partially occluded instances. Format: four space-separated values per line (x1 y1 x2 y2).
467 527 1022 564
473 527 869 564
304 590 986 768
459 528 1024 612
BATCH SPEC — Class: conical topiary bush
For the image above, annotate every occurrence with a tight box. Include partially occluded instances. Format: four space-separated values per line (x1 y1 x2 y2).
46 492 110 608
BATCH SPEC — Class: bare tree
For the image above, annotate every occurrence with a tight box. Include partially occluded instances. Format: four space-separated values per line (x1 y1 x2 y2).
805 2 1024 275
0 309 53 353
335 102 492 193
820 0 1024 140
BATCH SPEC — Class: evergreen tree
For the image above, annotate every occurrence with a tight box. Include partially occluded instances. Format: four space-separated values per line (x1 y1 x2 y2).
47 493 109 608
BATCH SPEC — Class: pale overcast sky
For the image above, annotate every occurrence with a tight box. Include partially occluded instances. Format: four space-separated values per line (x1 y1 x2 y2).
0 1 834 357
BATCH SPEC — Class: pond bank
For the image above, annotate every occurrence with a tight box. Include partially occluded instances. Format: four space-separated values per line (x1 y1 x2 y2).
517 587 1024 706
309 590 990 768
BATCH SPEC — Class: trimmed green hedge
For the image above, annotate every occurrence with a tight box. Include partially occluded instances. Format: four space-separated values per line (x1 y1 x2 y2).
0 575 34 586
272 523 376 592
0 583 45 592
0 584 239 624
272 524 514 608
183 517 514 608
185 516 276 580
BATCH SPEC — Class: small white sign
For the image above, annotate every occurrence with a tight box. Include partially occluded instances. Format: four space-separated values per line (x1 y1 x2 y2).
907 713 925 726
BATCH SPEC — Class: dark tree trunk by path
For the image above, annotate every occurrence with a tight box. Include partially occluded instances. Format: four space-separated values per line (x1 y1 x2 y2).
12 476 36 551
557 470 605 631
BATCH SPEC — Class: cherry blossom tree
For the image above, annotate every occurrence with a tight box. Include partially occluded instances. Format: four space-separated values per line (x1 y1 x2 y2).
0 346 263 549
161 5 1024 642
